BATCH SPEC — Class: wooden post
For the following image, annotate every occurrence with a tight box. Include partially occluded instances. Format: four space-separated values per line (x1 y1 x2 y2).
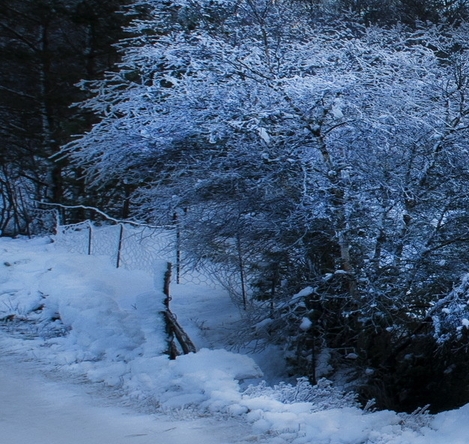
53 209 60 236
163 261 196 356
163 262 172 308
87 222 92 256
116 223 124 268
173 213 181 284
163 262 177 359
236 233 248 310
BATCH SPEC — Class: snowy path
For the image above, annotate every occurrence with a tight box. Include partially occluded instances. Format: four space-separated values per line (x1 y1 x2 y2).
0 353 257 444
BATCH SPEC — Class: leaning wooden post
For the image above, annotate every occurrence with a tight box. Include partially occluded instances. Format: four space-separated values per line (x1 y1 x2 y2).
163 262 178 359
163 262 196 356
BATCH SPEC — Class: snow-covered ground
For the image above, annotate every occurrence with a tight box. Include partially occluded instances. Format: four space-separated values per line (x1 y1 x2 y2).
2 234 469 443
0 344 255 444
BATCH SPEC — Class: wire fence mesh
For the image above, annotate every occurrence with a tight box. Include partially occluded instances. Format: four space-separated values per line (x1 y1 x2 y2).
55 221 92 255
54 221 224 290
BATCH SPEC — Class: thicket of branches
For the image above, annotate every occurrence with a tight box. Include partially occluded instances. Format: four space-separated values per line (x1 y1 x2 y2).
61 0 469 412
6 0 469 412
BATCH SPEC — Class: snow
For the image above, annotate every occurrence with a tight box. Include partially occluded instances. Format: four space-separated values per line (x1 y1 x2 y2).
292 286 314 300
0 345 254 444
3 234 469 443
299 317 312 331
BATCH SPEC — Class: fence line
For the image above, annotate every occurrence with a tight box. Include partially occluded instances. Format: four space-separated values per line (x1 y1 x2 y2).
54 219 221 356
25 205 250 310
54 221 221 290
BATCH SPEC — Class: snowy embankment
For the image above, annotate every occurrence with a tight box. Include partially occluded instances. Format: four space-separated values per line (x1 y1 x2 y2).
0 347 254 444
2 236 469 443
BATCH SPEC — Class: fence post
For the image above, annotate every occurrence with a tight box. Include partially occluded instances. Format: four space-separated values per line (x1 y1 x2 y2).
87 222 92 255
164 262 172 306
163 262 178 359
53 209 60 236
236 233 248 310
173 212 181 284
163 261 196 356
116 223 124 268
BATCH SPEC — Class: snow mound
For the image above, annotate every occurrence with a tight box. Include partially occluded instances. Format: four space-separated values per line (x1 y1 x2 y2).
0 237 262 416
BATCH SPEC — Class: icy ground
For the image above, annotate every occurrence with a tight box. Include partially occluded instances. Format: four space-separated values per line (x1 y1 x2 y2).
3 235 469 443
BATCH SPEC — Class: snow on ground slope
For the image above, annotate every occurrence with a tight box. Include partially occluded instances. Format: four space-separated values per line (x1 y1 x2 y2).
0 236 262 410
0 343 256 444
3 236 469 443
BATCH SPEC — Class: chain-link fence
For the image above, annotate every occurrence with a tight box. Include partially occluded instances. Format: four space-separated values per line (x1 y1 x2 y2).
54 221 223 290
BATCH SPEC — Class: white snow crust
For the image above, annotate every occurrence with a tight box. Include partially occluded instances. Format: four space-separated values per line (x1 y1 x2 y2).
2 235 469 443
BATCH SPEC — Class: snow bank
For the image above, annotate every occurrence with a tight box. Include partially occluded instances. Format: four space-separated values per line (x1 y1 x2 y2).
0 236 262 414
4 236 469 444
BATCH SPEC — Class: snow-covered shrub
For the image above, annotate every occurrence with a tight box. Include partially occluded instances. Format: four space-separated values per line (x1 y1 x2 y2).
243 377 359 412
63 0 469 412
431 274 469 345
397 405 432 433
